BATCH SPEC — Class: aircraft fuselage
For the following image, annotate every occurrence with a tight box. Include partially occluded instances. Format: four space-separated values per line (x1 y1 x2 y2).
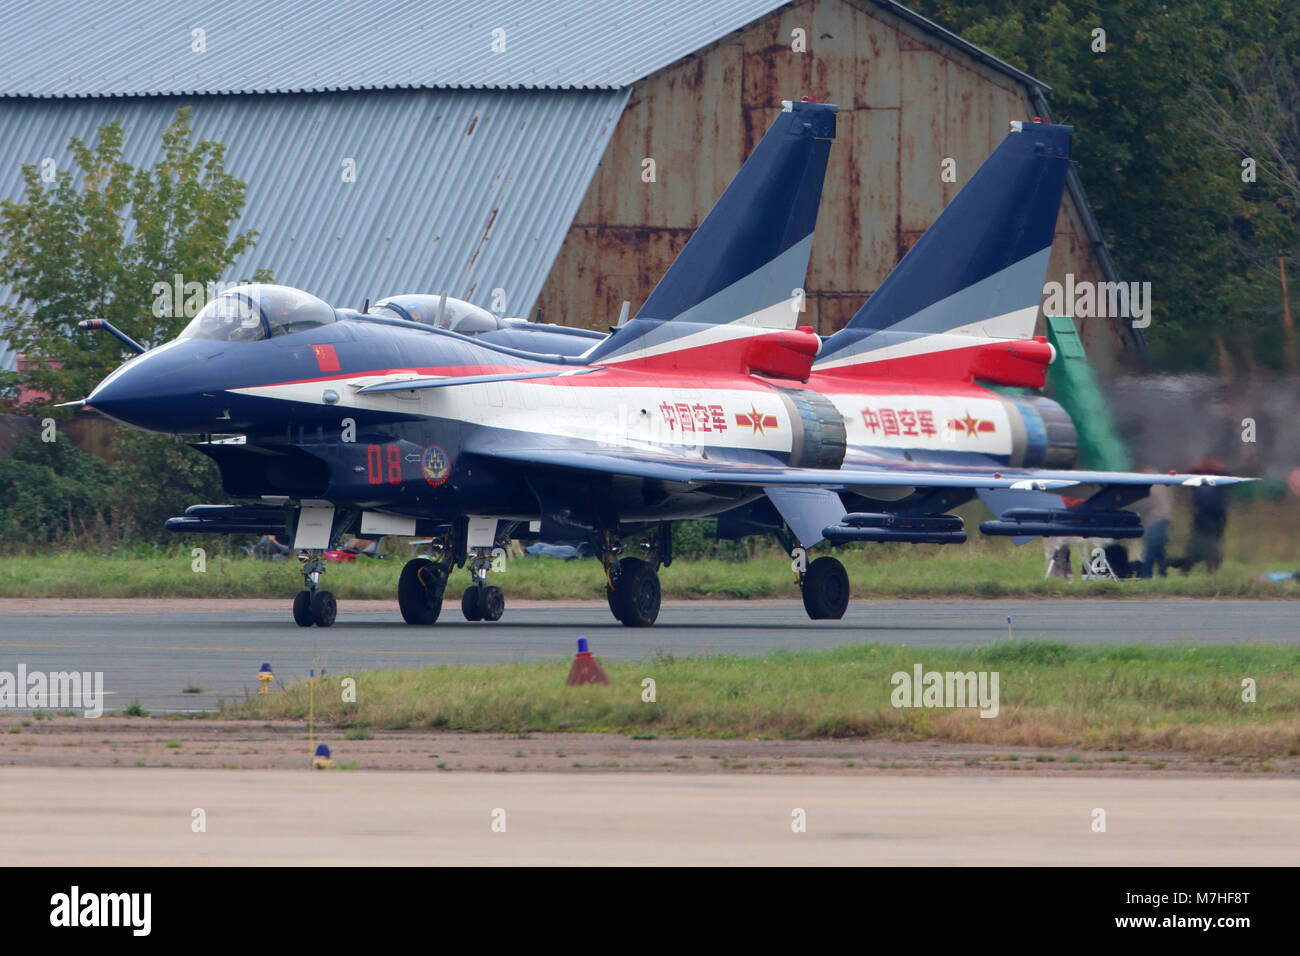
88 316 1075 528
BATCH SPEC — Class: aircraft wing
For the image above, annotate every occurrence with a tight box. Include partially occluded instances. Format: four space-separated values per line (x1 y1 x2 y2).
468 443 1252 547
465 444 1250 492
468 445 1038 489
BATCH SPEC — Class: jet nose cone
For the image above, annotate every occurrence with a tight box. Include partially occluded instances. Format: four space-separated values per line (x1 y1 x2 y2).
86 345 215 431
85 363 158 426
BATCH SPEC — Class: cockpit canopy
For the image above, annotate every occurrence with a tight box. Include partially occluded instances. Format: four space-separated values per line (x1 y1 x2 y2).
372 294 501 336
177 284 337 343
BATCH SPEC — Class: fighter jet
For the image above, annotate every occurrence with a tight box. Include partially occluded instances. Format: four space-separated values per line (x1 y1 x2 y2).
78 100 1247 628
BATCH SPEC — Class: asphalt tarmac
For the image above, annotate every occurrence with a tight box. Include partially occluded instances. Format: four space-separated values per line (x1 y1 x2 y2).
0 597 1295 712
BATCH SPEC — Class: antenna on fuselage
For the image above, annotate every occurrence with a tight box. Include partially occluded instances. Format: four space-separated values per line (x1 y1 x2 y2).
361 298 369 314
436 292 448 328
615 300 630 327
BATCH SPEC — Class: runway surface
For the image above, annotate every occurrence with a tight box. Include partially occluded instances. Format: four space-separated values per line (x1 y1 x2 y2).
1 767 1294 865
0 597 1295 712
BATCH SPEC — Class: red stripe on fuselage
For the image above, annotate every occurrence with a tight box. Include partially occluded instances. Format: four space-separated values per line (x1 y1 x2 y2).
254 346 1011 402
257 364 780 392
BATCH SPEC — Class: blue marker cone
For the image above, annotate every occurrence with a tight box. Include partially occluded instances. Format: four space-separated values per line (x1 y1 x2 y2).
566 636 610 686
312 741 336 770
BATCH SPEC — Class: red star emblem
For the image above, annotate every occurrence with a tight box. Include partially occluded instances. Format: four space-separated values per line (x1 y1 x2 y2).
960 409 980 438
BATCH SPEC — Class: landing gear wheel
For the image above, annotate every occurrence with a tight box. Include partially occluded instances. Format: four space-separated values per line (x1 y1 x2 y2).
398 558 445 625
311 589 337 628
802 556 849 620
604 557 638 623
461 587 483 622
481 585 504 621
606 557 661 627
293 590 313 627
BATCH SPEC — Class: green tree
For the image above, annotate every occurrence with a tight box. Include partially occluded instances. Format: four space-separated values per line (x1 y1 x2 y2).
0 427 231 548
1188 4 1300 369
910 1 1298 369
0 431 115 544
110 429 228 543
0 106 270 407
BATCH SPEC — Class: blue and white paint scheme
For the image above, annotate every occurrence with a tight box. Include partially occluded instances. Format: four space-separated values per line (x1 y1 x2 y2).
76 107 1247 629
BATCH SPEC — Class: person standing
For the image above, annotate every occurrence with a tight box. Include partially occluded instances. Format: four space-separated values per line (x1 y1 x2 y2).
1135 480 1173 578
1169 457 1230 575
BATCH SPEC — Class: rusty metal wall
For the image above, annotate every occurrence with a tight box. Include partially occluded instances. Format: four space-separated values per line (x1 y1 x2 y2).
535 0 1132 374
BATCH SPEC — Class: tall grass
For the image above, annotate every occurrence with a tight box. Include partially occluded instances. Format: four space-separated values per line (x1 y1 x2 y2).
229 641 1300 755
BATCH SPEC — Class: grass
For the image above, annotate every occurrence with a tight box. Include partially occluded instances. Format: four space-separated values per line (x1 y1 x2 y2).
228 641 1300 756
2 500 1297 600
0 545 1295 600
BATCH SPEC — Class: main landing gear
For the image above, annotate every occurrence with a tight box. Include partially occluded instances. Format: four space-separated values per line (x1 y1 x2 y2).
397 528 454 625
601 524 669 627
293 550 338 627
778 529 849 620
801 555 849 620
397 556 448 624
396 524 507 625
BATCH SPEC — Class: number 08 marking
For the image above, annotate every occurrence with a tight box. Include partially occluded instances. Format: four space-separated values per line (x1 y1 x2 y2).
366 444 402 485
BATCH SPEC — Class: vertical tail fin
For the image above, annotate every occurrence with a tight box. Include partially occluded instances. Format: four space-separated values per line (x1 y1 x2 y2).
587 100 836 364
816 120 1072 374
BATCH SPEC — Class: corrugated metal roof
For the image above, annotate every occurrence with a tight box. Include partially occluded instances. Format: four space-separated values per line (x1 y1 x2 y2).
0 88 629 371
0 0 1065 374
0 0 792 97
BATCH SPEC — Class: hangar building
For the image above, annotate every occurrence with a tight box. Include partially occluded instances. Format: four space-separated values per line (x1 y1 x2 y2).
0 0 1140 376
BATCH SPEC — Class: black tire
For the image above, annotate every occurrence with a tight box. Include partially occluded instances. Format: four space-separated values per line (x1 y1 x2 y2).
605 577 626 624
607 557 660 627
604 556 640 623
481 585 505 621
461 586 483 622
292 590 313 627
605 567 626 629
311 589 337 628
802 556 849 620
398 558 444 625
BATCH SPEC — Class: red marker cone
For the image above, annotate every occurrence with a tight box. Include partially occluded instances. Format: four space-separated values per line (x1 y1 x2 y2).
566 637 610 686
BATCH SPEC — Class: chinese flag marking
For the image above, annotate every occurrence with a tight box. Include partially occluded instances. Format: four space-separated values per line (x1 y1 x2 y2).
312 344 341 373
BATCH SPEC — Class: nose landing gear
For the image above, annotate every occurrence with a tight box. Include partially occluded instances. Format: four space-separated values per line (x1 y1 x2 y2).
293 550 337 627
